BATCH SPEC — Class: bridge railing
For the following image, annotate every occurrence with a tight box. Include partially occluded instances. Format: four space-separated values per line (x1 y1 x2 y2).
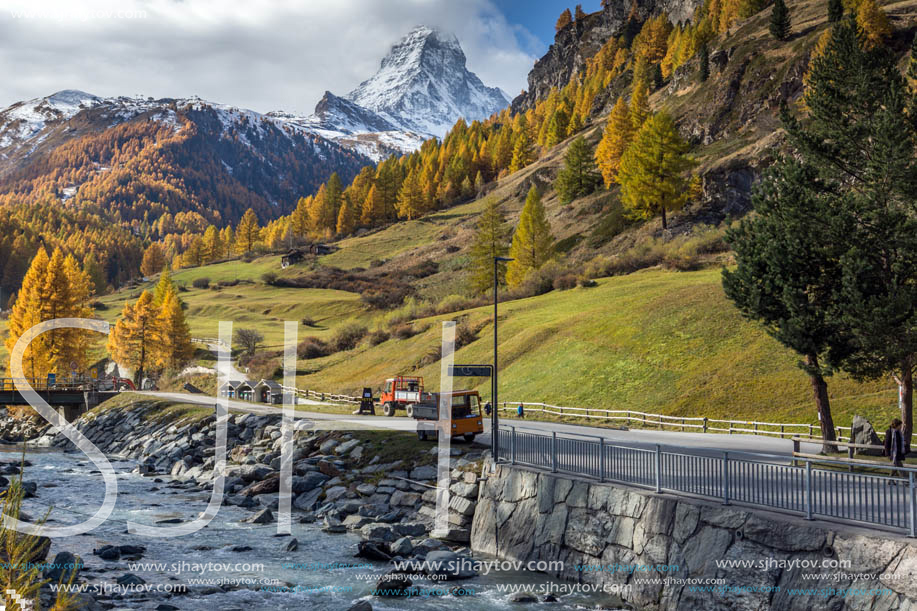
497 402 851 442
497 425 917 535
0 377 94 392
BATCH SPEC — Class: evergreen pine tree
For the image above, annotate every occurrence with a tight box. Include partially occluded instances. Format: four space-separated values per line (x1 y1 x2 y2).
507 187 555 287
595 96 636 187
828 0 843 21
770 0 791 40
786 18 917 445
722 160 849 448
555 136 602 204
468 197 511 294
698 42 710 82
618 112 695 230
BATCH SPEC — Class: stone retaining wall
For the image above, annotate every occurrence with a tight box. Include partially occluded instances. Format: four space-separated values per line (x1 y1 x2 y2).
470 463 917 610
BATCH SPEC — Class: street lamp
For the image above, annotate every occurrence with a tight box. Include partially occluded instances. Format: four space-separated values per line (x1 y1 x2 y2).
493 255 513 463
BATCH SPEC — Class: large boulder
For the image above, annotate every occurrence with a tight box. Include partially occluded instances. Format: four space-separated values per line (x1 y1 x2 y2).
851 416 884 456
423 550 478 580
293 472 329 493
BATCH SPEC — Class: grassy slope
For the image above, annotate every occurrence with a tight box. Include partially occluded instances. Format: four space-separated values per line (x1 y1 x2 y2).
94 257 370 349
294 268 895 430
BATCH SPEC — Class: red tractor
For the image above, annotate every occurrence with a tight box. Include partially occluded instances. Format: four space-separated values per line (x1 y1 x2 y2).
379 376 426 417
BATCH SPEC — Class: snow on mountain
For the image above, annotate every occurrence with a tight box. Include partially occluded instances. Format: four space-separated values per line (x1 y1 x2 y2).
0 89 100 148
345 25 510 138
270 91 427 161
286 25 510 160
0 90 370 162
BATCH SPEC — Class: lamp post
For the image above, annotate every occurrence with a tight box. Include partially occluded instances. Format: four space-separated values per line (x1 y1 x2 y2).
493 255 513 463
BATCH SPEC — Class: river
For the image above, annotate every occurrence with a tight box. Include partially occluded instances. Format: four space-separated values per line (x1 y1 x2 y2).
12 445 618 610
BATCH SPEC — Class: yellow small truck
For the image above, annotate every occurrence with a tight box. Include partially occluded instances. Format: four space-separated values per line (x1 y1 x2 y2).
412 390 484 442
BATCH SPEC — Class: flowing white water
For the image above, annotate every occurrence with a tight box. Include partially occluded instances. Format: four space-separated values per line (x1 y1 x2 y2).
10 446 616 610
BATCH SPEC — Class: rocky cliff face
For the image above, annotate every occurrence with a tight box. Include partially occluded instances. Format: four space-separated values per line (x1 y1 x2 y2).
472 464 917 611
512 0 702 113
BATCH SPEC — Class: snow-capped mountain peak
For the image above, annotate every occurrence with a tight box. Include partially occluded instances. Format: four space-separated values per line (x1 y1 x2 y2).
344 25 510 138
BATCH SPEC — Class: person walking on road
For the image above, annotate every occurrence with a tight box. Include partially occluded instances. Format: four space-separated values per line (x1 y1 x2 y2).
884 418 906 483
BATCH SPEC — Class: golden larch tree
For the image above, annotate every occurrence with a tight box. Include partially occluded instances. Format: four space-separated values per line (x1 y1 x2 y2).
856 0 890 48
153 289 193 372
507 187 555 287
595 96 636 187
235 208 261 254
618 112 695 230
556 8 573 32
140 243 167 277
108 290 158 387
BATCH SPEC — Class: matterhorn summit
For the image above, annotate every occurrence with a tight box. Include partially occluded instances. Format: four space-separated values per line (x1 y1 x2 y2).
286 25 509 160
345 25 510 138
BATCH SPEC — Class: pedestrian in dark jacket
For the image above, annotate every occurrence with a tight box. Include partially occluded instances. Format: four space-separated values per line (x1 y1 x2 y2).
517 403 525 419
884 418 906 482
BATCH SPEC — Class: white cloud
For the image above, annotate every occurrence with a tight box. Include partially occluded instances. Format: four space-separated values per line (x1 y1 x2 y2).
0 0 538 113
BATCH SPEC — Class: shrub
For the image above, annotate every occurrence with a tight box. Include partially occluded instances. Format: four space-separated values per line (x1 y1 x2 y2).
245 352 280 380
192 277 210 289
361 287 410 310
331 323 368 351
297 337 329 359
512 261 569 298
391 323 418 340
436 294 473 315
454 322 479 349
367 329 390 346
261 272 278 285
301 317 317 327
89 300 108 310
553 273 578 291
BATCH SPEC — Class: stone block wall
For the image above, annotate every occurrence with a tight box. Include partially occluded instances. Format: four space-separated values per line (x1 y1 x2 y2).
471 463 917 610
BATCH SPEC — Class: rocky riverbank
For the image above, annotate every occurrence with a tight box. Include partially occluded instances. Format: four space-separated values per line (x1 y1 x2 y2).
31 397 491 608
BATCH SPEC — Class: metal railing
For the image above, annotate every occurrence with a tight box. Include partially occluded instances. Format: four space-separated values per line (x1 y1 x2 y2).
497 425 917 535
497 402 852 442
0 377 95 392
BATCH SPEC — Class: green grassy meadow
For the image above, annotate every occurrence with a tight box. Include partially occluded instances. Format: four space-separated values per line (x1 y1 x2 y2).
291 267 897 431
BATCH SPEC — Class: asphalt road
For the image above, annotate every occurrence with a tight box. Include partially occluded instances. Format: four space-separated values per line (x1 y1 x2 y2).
143 391 824 460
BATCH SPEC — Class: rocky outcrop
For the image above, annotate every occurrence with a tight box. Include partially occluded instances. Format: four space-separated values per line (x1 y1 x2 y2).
471 463 917 611
512 0 702 112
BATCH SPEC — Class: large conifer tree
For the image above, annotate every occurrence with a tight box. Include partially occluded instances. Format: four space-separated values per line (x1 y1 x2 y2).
468 197 511 294
507 187 555 287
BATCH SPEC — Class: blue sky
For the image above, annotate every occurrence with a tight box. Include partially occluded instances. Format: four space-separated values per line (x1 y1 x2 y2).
493 0 605 51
